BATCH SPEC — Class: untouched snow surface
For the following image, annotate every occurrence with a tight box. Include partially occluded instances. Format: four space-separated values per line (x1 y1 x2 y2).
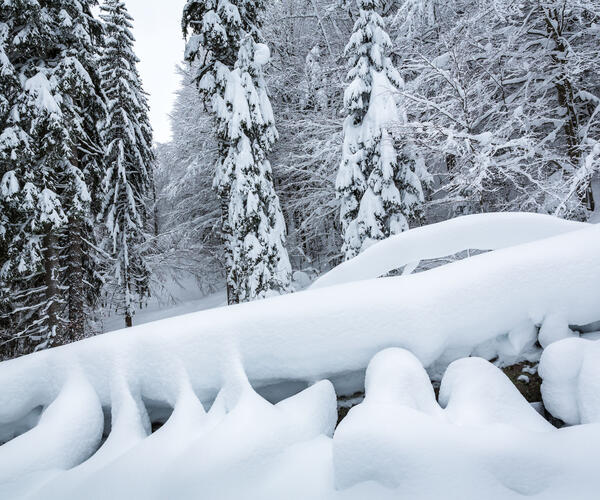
102 277 226 333
0 214 599 498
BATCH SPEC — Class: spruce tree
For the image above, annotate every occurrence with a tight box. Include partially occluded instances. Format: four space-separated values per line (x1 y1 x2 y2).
99 0 153 327
57 1 107 342
0 0 106 355
336 0 425 260
183 0 292 303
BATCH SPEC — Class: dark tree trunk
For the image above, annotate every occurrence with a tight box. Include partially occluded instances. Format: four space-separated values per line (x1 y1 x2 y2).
67 217 85 341
544 8 580 163
220 196 236 305
44 232 60 343
151 170 159 237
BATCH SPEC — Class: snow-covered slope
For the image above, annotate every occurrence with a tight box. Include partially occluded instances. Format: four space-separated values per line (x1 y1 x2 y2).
0 213 599 498
102 280 226 333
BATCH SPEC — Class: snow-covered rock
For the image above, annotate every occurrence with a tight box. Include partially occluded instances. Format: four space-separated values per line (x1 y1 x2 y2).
333 349 600 499
540 337 600 425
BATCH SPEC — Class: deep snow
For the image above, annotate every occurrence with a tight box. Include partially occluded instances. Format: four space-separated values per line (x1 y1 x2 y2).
2 350 600 499
0 213 599 498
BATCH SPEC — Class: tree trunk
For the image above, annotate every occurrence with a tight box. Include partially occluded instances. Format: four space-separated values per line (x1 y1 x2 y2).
219 196 236 305
67 217 85 341
151 170 159 237
44 232 60 344
544 8 580 163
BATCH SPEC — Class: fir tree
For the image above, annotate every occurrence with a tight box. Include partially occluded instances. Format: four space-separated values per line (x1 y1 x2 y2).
183 0 292 303
0 0 106 355
57 1 107 342
336 0 425 260
99 0 153 327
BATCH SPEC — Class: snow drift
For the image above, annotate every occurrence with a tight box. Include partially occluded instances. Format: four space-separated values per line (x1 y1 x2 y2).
2 349 600 499
0 213 599 497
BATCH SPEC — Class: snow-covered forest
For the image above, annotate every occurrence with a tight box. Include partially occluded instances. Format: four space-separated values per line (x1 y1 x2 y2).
1 0 599 356
0 0 599 498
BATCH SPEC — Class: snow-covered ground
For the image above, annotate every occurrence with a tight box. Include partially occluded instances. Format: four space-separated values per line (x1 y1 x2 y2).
2 348 600 499
0 213 599 499
102 277 226 333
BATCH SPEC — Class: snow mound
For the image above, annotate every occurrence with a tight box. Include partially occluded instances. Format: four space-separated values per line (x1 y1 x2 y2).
3 348 600 499
540 338 600 425
538 313 579 348
333 349 600 499
313 212 588 289
0 215 599 497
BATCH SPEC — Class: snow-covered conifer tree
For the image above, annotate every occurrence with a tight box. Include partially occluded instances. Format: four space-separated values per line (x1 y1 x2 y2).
0 0 106 355
99 0 153 327
336 0 425 260
183 0 292 303
58 1 107 342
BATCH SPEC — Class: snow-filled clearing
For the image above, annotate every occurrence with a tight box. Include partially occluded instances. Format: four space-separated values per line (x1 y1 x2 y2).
102 277 226 333
0 213 599 498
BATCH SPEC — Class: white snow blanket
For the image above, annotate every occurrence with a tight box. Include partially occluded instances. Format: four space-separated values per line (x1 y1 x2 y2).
540 338 600 425
0 218 598 423
0 214 599 497
312 212 588 289
1 349 600 499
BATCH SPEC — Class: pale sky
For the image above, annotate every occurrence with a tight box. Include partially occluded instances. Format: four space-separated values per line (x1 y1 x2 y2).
124 0 188 143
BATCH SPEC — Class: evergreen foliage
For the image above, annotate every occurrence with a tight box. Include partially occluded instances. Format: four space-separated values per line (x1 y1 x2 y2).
336 0 426 260
0 0 106 357
183 0 292 303
99 0 154 327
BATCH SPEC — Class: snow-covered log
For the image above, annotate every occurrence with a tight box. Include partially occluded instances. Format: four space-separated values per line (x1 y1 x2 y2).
313 212 588 289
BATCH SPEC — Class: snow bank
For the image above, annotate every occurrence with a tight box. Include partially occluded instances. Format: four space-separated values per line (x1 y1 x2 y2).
312 212 588 289
540 338 600 425
0 217 599 497
3 348 600 499
0 222 598 432
12 377 336 500
333 349 600 499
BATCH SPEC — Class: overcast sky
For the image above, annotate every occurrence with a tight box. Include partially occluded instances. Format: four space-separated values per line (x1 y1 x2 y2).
124 0 188 143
